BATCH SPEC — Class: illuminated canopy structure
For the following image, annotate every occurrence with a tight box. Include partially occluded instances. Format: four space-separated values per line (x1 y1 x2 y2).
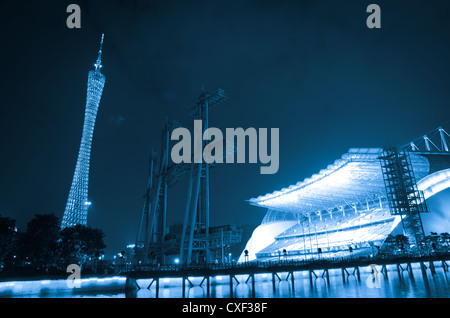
61 34 106 229
240 128 450 262
249 148 428 215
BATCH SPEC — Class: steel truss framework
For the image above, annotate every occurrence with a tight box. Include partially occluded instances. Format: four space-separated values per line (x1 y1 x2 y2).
406 126 450 153
62 34 106 229
249 148 429 220
135 119 182 265
185 231 241 251
135 88 241 265
379 148 428 252
180 88 228 264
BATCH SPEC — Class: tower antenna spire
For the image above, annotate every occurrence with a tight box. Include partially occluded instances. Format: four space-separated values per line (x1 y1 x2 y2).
94 33 104 71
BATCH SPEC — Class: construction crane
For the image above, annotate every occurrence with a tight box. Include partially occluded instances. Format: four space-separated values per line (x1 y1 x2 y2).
134 88 241 266
134 119 187 265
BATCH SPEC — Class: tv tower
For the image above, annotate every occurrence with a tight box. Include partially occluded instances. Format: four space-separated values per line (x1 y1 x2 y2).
61 34 106 229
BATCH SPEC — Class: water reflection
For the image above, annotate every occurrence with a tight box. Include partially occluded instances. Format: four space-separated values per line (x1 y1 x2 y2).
126 262 449 298
2 262 449 298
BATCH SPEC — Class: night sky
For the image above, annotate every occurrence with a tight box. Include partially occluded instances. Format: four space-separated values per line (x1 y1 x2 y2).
1 0 450 258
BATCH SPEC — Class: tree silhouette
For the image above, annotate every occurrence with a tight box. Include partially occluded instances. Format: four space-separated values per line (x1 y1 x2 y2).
440 232 450 251
394 234 409 254
59 224 106 269
383 234 396 253
19 214 60 270
0 214 17 270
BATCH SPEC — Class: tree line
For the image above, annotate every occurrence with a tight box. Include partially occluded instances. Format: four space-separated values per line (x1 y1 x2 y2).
0 213 106 274
382 232 450 255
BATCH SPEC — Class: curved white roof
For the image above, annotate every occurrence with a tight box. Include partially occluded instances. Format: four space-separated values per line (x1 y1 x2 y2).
248 148 430 216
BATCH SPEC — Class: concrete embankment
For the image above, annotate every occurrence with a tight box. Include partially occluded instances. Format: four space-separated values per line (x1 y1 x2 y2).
0 276 126 297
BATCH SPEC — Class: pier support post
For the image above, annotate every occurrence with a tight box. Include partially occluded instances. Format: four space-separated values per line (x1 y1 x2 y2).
125 277 140 291
290 271 295 292
341 268 347 283
245 274 256 298
200 276 210 298
420 262 427 275
443 260 449 272
251 274 256 298
309 270 318 287
322 269 330 285
146 278 160 298
396 264 402 277
341 267 358 282
380 264 388 279
272 273 276 292
230 274 234 298
429 261 436 275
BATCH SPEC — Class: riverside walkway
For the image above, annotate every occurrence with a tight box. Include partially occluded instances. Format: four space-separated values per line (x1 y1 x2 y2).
123 253 450 297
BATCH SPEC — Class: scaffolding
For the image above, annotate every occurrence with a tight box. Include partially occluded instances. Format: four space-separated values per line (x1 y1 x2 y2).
379 148 428 253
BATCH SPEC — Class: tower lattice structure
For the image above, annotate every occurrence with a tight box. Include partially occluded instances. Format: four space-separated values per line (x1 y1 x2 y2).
379 148 428 253
61 34 106 229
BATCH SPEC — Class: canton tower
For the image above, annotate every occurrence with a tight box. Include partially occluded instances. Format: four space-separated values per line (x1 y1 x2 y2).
61 34 106 229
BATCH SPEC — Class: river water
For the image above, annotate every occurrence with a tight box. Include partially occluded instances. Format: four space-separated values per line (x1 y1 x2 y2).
1 262 448 298
127 263 450 298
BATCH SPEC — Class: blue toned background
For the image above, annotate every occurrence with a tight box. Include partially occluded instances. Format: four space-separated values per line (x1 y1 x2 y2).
0 0 449 257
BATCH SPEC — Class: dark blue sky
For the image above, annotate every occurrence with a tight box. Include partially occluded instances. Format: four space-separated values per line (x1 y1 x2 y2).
1 0 450 257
